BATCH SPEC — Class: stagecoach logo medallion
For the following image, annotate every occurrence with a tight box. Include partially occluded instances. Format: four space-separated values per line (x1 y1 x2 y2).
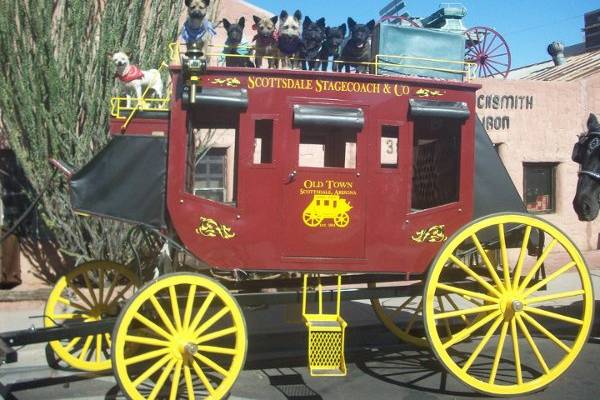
411 225 448 243
210 77 241 87
195 217 236 239
302 194 353 228
415 88 445 98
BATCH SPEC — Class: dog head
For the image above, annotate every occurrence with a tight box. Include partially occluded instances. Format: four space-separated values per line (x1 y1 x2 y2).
347 17 375 48
109 51 131 69
185 0 210 21
302 16 326 45
222 17 245 45
253 15 278 38
325 23 347 49
279 9 302 38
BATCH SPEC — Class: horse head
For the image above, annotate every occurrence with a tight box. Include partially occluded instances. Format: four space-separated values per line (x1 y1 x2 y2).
573 113 600 221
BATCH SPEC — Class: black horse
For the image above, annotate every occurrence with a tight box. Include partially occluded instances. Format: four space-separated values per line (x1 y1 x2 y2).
572 113 600 220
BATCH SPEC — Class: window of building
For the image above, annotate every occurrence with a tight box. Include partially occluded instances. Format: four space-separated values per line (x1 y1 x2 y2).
381 125 399 168
411 118 461 210
253 120 273 164
299 128 356 169
523 162 557 213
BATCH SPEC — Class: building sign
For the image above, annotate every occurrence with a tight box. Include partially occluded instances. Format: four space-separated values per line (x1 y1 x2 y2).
476 94 534 131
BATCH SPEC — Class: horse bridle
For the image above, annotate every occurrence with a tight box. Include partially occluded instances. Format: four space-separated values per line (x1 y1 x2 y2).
575 130 600 181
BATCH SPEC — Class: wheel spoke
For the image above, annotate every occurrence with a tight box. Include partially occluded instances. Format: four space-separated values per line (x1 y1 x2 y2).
183 284 197 330
387 296 417 319
523 261 576 298
516 313 549 374
521 312 571 353
404 298 422 334
150 295 177 335
449 255 502 298
489 320 509 384
70 286 95 310
82 272 99 306
57 296 89 312
526 289 585 305
169 360 183 400
436 283 499 304
78 336 94 361
184 364 196 400
124 347 171 366
194 352 230 377
106 283 134 308
98 269 105 304
64 337 81 352
444 294 470 325
437 297 453 337
103 271 121 304
462 315 503 372
125 335 170 347
193 307 230 338
105 333 112 348
471 234 505 292
188 292 215 334
434 304 498 320
498 224 511 291
191 359 216 396
95 335 102 361
169 286 183 331
442 310 502 349
197 326 237 344
133 353 172 387
522 305 583 326
198 345 237 355
133 313 173 340
513 225 532 289
148 358 176 400
518 239 557 292
511 318 523 384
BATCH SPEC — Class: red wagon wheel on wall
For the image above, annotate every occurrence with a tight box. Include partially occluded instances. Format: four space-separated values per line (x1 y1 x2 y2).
464 26 511 78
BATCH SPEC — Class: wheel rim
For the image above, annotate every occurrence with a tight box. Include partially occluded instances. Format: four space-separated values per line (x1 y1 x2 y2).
113 273 247 400
465 26 511 78
44 260 139 371
303 212 321 227
334 213 349 227
424 213 594 396
370 282 474 347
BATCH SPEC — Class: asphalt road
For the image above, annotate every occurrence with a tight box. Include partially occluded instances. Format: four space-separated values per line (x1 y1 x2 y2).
2 299 600 400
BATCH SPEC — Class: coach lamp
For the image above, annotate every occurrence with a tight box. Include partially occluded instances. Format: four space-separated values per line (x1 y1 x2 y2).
182 41 207 105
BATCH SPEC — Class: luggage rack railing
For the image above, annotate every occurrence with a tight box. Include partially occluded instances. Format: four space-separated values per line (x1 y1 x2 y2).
168 42 476 82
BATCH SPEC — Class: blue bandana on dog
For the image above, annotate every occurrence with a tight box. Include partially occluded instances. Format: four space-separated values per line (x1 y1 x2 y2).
180 19 216 43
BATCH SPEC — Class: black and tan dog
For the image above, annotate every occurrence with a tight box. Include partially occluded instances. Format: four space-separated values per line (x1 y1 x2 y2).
318 23 347 72
222 17 254 68
253 15 279 68
341 17 375 73
300 16 326 71
278 10 303 69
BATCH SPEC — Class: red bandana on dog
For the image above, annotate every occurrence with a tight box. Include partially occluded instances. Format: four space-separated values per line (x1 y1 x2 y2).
115 65 144 82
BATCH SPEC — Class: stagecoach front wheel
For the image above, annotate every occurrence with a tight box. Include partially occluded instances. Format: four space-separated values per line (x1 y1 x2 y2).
112 273 247 400
44 260 139 371
423 213 594 396
303 211 322 227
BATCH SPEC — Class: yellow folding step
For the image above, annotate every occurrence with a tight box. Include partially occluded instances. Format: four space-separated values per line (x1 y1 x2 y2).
302 274 347 377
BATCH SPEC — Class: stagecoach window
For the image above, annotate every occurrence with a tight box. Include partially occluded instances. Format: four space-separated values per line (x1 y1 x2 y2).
186 125 238 205
523 162 557 213
411 118 461 210
299 128 357 169
381 125 399 168
253 120 273 164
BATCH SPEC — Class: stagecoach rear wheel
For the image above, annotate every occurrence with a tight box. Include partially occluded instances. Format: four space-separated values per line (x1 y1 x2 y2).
112 273 247 400
334 212 350 228
423 213 594 396
303 212 322 227
44 260 139 371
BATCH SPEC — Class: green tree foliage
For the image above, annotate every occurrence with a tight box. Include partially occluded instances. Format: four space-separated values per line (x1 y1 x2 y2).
0 0 185 278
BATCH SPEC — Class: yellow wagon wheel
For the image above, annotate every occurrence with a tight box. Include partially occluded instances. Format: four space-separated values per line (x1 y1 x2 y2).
112 272 247 400
370 282 474 347
303 211 322 227
423 213 594 396
44 260 139 371
334 212 350 228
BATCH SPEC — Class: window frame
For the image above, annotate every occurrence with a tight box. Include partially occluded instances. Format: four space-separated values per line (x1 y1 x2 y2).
523 162 558 214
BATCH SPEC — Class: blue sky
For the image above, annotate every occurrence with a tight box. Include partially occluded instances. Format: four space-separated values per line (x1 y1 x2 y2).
247 0 599 68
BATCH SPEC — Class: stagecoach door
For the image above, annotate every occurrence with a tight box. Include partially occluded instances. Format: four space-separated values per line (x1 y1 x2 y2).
282 104 367 260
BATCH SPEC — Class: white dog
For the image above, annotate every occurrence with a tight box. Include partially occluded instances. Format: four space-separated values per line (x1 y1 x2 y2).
110 51 163 108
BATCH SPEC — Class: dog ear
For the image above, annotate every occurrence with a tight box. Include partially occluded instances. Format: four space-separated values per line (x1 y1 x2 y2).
303 16 312 29
203 0 210 6
293 10 302 21
280 10 288 21
107 52 114 60
340 23 347 36
123 49 132 58
316 18 326 28
238 16 245 28
185 0 191 7
222 18 231 30
253 15 261 25
366 19 375 31
270 15 278 25
347 18 356 30
325 27 330 36
588 114 600 131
